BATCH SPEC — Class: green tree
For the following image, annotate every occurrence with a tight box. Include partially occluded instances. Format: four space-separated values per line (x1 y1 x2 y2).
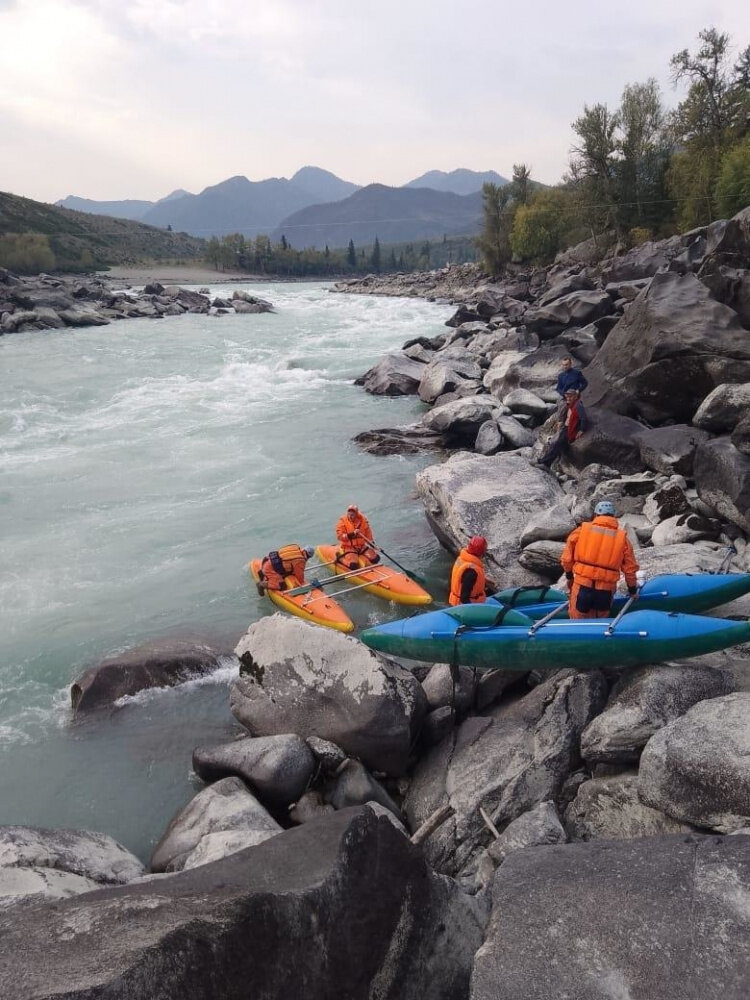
510 188 572 262
0 233 55 273
617 79 670 230
347 239 356 268
570 103 622 238
477 182 513 274
714 136 750 217
510 163 532 206
371 236 381 272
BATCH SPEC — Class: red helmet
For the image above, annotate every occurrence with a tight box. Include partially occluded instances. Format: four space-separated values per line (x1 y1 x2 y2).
467 535 487 556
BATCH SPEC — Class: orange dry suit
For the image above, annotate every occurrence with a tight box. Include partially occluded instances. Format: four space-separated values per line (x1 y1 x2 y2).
448 549 487 606
335 510 378 567
260 544 309 592
560 515 639 619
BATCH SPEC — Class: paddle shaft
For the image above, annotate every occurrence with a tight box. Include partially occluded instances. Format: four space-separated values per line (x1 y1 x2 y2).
355 532 429 587
605 590 638 635
279 566 372 598
527 601 568 635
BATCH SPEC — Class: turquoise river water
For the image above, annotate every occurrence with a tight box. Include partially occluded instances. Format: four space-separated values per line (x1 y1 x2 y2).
0 281 453 860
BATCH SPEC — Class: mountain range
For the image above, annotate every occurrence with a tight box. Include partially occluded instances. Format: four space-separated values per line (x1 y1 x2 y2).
55 166 509 248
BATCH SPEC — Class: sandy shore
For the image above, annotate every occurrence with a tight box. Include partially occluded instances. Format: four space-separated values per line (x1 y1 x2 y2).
98 264 256 286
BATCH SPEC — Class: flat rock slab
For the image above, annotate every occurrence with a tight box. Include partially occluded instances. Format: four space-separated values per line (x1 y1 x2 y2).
565 773 696 841
0 809 486 1000
0 826 144 884
471 834 750 1000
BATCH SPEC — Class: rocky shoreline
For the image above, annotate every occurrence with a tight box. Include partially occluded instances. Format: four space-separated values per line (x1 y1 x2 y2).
3 211 750 998
0 269 274 334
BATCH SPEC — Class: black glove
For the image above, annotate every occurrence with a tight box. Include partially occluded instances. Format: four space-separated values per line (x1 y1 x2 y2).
627 585 638 596
347 532 356 539
371 553 380 563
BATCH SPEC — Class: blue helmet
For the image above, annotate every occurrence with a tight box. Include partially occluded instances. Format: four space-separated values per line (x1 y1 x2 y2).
594 501 616 517
303 546 315 558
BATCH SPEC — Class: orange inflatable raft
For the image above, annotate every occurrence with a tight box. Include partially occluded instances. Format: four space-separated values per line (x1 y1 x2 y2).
315 545 432 606
249 559 354 633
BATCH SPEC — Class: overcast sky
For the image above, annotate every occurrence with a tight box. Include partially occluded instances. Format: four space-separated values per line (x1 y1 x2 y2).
1 0 749 203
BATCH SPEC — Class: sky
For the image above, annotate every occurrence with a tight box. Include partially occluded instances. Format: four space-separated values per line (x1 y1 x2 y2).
1 0 749 203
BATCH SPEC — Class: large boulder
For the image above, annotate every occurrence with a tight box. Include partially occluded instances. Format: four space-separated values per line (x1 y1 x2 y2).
694 437 750 532
524 290 614 338
359 353 427 395
329 760 402 820
693 383 750 432
581 663 733 765
0 809 486 1000
732 411 750 456
150 776 282 872
353 424 445 456
565 773 696 841
416 451 564 586
484 345 571 398
471 834 750 1000
583 271 750 423
565 406 645 473
639 693 750 832
538 273 595 305
418 357 483 404
650 511 721 546
517 539 565 577
421 397 505 446
0 826 144 885
494 415 534 448
520 503 575 545
637 423 710 476
474 420 504 455
0 866 101 908
601 235 683 283
230 616 426 776
403 670 607 875
192 735 315 808
70 636 232 712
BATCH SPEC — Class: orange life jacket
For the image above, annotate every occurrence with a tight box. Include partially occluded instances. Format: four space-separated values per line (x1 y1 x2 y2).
336 512 374 553
261 544 308 589
567 517 631 587
449 549 486 606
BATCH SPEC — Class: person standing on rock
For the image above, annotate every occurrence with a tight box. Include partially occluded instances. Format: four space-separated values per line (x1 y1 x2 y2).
336 504 380 569
448 536 488 606
258 545 314 592
539 389 589 469
556 356 588 397
561 501 639 619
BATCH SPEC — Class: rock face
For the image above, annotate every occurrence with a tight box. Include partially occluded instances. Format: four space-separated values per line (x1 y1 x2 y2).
693 437 750 532
231 616 426 776
565 773 697 841
566 406 645 473
329 761 402 819
581 663 732 765
693 383 750 432
732 411 750 455
524 289 614 338
639 693 750 832
359 353 426 395
486 801 566 864
416 451 564 586
0 809 486 1000
636 423 710 477
150 776 282 872
0 866 101 907
70 636 232 711
0 826 145 885
403 670 607 875
471 834 750 1000
584 271 750 423
192 734 315 807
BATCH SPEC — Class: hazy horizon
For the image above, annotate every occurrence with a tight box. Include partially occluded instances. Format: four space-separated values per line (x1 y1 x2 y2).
1 0 749 204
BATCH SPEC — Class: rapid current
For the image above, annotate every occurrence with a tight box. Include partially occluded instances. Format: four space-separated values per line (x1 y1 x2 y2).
0 281 453 859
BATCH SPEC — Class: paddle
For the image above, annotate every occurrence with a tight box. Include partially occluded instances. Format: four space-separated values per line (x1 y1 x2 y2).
278 566 376 598
527 601 568 635
354 532 430 588
605 589 639 635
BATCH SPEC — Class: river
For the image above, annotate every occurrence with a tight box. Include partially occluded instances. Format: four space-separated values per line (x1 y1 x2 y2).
0 281 453 860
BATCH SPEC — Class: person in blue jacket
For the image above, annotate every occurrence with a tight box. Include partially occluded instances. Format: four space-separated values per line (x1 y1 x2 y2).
556 356 588 397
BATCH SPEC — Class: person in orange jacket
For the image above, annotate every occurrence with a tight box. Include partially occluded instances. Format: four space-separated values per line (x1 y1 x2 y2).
335 504 380 569
561 502 639 619
258 544 314 592
448 536 488 606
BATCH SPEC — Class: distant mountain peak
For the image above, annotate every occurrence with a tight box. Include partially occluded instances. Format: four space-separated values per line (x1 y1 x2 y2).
404 168 509 196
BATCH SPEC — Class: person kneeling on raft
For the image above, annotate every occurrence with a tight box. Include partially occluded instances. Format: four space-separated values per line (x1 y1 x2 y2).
561 502 639 619
448 535 488 606
336 503 379 569
258 544 314 592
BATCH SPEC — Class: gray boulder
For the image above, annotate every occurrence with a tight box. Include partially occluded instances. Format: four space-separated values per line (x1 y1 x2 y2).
471 833 750 1000
517 540 565 577
520 503 575 545
359 353 426 395
693 383 750 432
418 357 483 404
524 290 614 338
422 662 477 713
694 437 750 532
353 424 445 456
288 790 335 824
0 809 486 1000
494 414 534 448
487 801 566 864
329 760 402 820
590 472 659 515
732 411 750 456
566 406 645 473
583 271 750 423
231 616 426 776
306 736 347 772
486 345 572 398
650 512 721 546
602 236 682 283
639 693 750 832
565 773 697 842
637 423 710 476
71 636 232 712
416 451 564 586
643 481 690 524
403 669 607 875
581 662 733 765
421 397 505 445
192 735 315 807
150 776 282 872
474 420 504 455
482 349 537 396
502 387 549 419
539 273 595 305
0 866 101 908
0 826 144 885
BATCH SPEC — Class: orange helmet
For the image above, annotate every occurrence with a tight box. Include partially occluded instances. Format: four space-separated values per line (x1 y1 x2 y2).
467 535 487 556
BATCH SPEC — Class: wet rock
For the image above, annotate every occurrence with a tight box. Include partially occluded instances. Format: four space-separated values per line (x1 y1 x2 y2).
231 290 274 312
416 451 564 587
581 663 733 765
1 809 486 1000
694 437 750 532
329 760 402 820
0 826 145 885
565 773 697 842
471 833 750 1000
639 693 750 832
192 734 315 807
358 353 427 395
637 423 710 477
231 615 426 776
693 383 750 432
151 776 282 872
352 424 445 456
71 636 231 712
